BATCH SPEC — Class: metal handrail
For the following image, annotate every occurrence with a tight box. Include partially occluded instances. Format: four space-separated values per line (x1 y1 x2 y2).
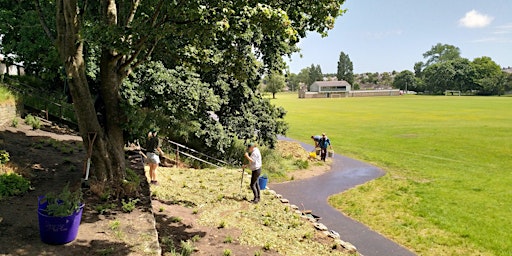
166 138 230 165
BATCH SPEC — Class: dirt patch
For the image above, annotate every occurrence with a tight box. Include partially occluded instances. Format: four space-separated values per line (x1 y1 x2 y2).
0 123 158 256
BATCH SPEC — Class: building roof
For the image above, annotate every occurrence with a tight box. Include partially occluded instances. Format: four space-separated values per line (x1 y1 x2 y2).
311 80 351 87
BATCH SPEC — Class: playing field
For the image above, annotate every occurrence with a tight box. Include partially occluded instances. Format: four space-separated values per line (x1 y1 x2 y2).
272 93 512 256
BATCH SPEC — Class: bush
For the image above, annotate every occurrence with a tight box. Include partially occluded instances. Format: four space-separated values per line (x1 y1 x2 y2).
0 150 9 165
0 173 30 199
11 117 18 128
121 198 140 213
24 114 41 130
42 184 83 217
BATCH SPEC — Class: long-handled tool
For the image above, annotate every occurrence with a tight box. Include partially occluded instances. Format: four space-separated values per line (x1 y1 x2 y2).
239 167 246 200
81 132 97 188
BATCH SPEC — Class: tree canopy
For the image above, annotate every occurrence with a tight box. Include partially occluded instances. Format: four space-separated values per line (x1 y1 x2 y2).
336 51 354 84
264 71 286 99
392 70 415 91
1 0 347 194
422 43 461 66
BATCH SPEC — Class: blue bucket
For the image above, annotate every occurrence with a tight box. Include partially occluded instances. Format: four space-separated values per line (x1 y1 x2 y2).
38 196 84 245
258 176 268 190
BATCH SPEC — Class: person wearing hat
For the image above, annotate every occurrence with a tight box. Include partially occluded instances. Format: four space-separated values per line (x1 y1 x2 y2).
318 133 332 161
243 142 262 203
145 129 164 185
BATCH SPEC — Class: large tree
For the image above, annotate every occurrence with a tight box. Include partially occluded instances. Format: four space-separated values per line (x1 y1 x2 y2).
265 71 286 99
35 0 346 194
423 58 474 94
336 51 353 84
392 70 415 92
471 57 506 95
307 64 323 89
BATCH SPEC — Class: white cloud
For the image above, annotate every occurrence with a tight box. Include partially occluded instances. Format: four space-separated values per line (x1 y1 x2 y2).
459 10 494 28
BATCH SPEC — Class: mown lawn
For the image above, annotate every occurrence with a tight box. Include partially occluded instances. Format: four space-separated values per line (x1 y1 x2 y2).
272 93 512 256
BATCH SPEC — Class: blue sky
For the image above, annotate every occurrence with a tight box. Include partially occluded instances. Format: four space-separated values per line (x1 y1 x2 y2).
286 0 512 74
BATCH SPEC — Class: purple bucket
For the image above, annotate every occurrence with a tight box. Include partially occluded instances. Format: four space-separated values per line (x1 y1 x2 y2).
38 196 84 245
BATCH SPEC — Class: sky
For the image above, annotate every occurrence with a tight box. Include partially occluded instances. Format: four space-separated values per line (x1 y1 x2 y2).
286 0 512 74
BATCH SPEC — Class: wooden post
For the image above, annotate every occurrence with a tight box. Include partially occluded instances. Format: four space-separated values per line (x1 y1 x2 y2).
175 145 179 168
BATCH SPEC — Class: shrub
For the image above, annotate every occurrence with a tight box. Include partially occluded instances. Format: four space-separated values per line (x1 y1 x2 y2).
121 198 140 213
0 173 30 199
24 114 41 130
0 150 9 165
223 249 232 256
180 240 194 256
11 117 18 128
41 184 82 217
24 114 35 125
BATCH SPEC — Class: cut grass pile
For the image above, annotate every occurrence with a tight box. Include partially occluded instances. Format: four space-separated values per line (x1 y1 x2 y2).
272 93 512 256
150 167 350 255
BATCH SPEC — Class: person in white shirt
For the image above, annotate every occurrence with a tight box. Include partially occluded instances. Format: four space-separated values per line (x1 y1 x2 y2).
243 143 262 203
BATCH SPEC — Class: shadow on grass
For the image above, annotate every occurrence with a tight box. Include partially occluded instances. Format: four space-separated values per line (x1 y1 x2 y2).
154 211 206 254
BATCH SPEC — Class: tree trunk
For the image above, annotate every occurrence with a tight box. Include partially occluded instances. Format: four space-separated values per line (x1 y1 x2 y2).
272 92 276 99
56 0 125 194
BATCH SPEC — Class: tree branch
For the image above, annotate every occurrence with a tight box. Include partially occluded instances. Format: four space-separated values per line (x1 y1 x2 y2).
125 0 142 27
34 0 55 41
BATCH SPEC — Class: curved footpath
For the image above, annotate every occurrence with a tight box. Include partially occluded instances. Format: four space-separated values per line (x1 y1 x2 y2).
271 137 415 256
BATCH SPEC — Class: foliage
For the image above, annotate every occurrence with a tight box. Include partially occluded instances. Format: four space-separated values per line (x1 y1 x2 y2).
0 86 15 103
11 117 19 128
121 198 140 213
422 43 461 66
0 1 61 82
95 203 117 215
275 93 512 255
264 71 286 99
12 0 347 190
24 114 41 130
122 62 287 160
0 150 9 165
471 57 506 95
41 184 83 217
423 58 474 94
0 173 30 199
307 64 324 90
336 51 354 85
392 70 415 91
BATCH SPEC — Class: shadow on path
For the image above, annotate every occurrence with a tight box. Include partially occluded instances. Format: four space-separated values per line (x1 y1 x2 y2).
271 137 416 256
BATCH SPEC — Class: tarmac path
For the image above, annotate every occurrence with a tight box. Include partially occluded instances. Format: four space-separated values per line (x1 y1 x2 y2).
271 137 416 256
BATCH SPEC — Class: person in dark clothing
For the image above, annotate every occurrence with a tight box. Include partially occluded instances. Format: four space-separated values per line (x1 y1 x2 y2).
243 143 262 204
318 133 332 161
145 129 164 185
311 135 322 147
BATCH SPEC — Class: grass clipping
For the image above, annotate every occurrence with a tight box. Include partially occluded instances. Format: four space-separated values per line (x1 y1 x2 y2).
151 167 349 255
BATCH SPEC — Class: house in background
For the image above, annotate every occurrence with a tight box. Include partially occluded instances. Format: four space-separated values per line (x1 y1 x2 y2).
299 80 351 98
299 80 400 98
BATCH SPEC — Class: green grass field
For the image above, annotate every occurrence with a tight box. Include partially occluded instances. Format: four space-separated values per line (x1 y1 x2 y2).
272 93 512 256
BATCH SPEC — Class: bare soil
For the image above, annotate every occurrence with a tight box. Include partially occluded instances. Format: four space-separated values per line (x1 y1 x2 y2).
0 123 157 256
